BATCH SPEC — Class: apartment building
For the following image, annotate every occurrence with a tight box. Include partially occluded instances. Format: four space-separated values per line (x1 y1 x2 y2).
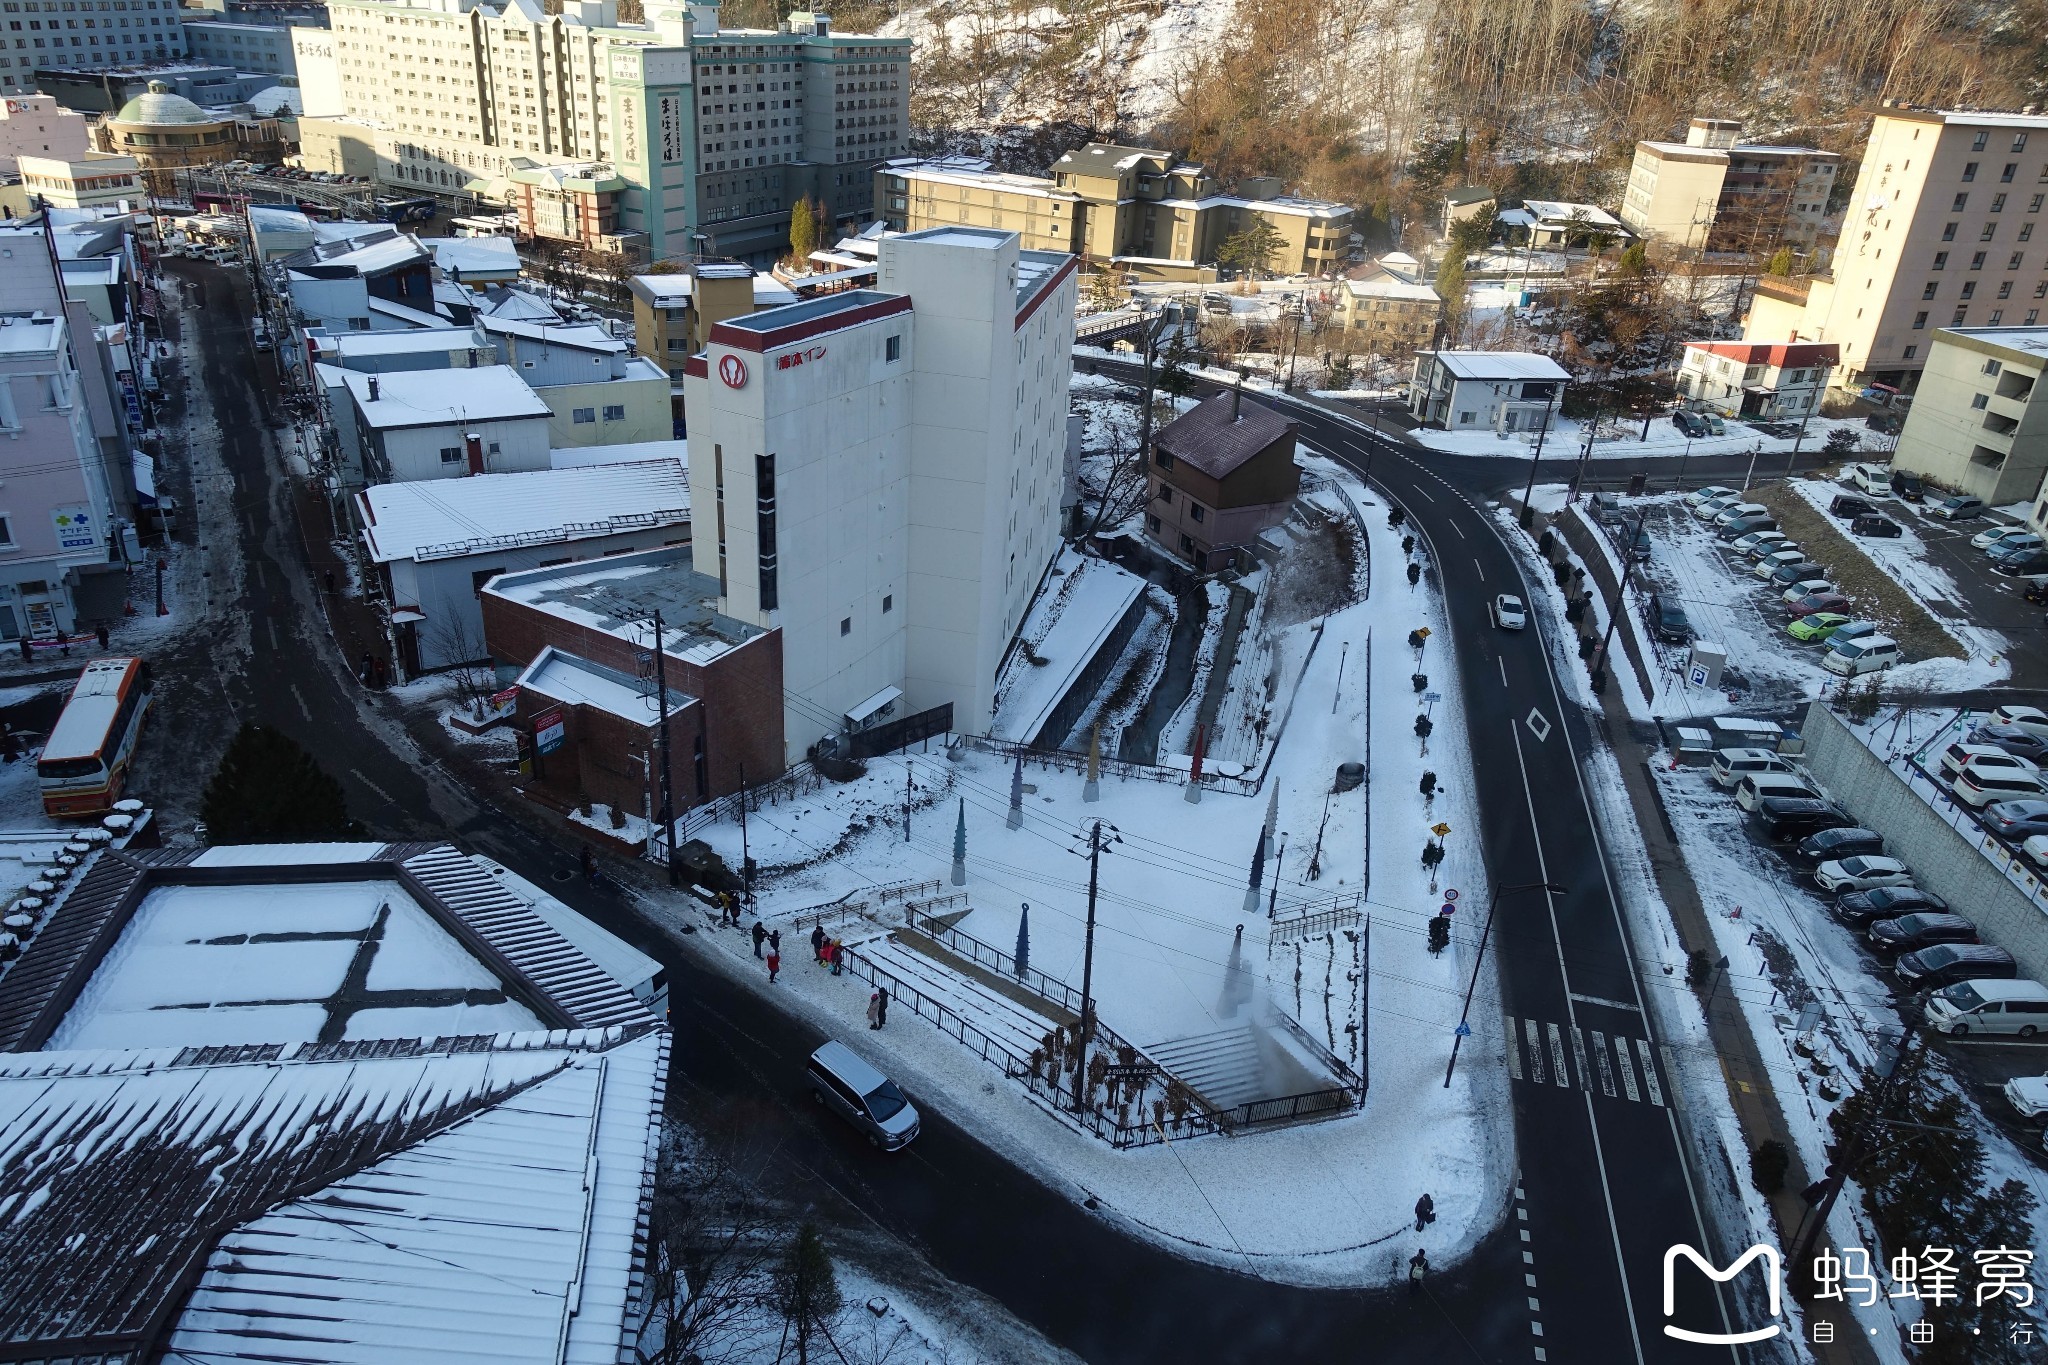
16 150 143 208
1892 327 2048 506
1746 102 2048 394
1336 277 1440 356
1677 340 1836 419
627 261 794 380
298 0 907 261
876 143 1354 281
0 0 188 95
681 226 1077 759
1620 117 1840 255
180 17 310 77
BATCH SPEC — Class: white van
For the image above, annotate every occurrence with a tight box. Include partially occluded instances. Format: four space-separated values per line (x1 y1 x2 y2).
1822 635 1899 676
1710 747 1796 789
1850 464 1892 498
1924 979 2048 1038
1735 772 1820 811
1954 765 2047 808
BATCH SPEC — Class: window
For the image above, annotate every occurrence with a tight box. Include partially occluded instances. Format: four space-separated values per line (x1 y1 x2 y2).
1953 193 1970 211
470 567 504 595
1924 281 1940 299
1973 393 1991 410
1987 358 2005 375
1146 513 1161 534
1933 251 1949 270
1991 310 2005 325
1178 533 1195 555
439 445 463 463
1157 485 1173 504
2002 281 2016 298
839 616 851 636
1972 252 1988 269
1962 282 1977 299
2005 164 2019 183
2029 311 2040 325
884 333 900 362
1954 307 1970 325
2018 133 2031 153
1973 132 1989 151
882 594 892 613
1188 502 1206 523
1943 222 1958 241
1903 344 1918 360
572 407 595 423
2026 224 2038 243
1154 449 1174 471
0 516 14 547
603 404 625 421
1995 193 2009 213
1913 311 1928 328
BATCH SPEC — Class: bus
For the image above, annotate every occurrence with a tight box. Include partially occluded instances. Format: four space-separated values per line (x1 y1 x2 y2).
39 657 151 819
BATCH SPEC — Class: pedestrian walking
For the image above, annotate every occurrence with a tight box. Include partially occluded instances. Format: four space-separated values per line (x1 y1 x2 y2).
766 947 780 983
1408 1249 1429 1294
579 845 598 885
94 621 110 651
810 923 826 963
324 569 337 595
360 652 374 686
1414 1193 1435 1232
767 928 781 955
751 920 767 958
15 637 28 663
875 987 888 1028
828 941 844 976
867 991 883 1029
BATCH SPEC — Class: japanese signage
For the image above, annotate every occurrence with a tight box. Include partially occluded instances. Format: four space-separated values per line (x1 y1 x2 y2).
775 345 827 372
52 505 98 554
619 95 639 167
658 93 683 165
534 707 566 756
718 354 748 389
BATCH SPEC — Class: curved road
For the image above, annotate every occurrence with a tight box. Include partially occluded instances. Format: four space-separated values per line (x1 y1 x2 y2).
144 264 1776 1365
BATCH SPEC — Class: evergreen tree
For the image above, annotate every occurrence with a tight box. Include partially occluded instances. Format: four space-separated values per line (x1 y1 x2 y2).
772 1222 842 1365
1435 251 1467 344
1616 240 1651 277
200 723 358 844
1763 246 1796 277
1216 220 1287 279
1427 915 1450 955
1157 327 1195 400
788 196 817 265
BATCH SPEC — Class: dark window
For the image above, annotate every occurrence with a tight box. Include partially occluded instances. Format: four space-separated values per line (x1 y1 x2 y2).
1943 222 1958 241
440 446 463 463
1963 161 1980 180
882 594 892 612
603 404 625 421
1973 132 1989 151
1972 252 1988 269
1954 306 1970 326
1962 282 1977 299
884 333 900 362
1146 513 1161 534
1924 281 1940 299
2004 163 2019 183
470 567 505 595
1933 252 1948 270
1953 193 1969 212
1154 449 1175 471
1913 311 1928 328
1903 344 1918 360
1188 503 1206 523
1178 533 1195 554
755 453 778 611
840 616 851 636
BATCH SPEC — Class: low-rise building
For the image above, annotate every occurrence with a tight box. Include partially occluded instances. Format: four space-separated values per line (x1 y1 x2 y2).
1145 389 1301 570
629 265 798 382
1408 350 1569 432
1677 340 1837 419
1336 277 1440 356
481 546 784 816
1892 326 2048 506
0 95 91 175
1620 118 1840 256
478 315 671 446
357 457 688 672
15 152 144 210
504 158 628 252
431 235 523 286
281 226 437 332
340 365 554 485
1441 185 1495 235
1500 199 1633 249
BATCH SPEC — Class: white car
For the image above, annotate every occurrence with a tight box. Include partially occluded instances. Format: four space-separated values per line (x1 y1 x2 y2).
1745 536 1799 563
1694 494 1747 523
1754 550 1810 579
1491 594 1526 631
1992 703 2048 739
1685 485 1737 510
1938 743 2040 783
1713 502 1770 529
1730 529 1788 557
1780 579 1835 604
1842 462 1891 497
2005 1074 2048 1124
1972 525 2036 552
1812 855 1915 893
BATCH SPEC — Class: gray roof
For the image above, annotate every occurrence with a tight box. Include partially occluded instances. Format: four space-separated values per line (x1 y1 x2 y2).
1152 390 1297 479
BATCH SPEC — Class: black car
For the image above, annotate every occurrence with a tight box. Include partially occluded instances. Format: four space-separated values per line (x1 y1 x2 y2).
1895 943 2018 990
1867 412 1904 435
1982 798 2048 841
1793 826 1885 866
1966 724 2048 763
1853 514 1903 538
1752 796 1853 843
1673 411 1710 437
1835 886 1951 928
1868 912 1978 954
1830 494 1876 518
1996 548 2048 576
1890 470 1925 502
1647 593 1692 644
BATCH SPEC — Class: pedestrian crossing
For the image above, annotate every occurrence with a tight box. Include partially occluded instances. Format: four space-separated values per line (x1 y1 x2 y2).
1502 1016 1678 1108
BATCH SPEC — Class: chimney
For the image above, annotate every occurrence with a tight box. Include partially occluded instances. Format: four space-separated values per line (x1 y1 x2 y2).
1231 377 1242 422
367 375 380 402
465 431 485 475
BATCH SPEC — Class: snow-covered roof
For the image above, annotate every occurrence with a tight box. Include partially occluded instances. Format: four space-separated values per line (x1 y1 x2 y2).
885 158 1071 201
312 325 488 363
478 284 565 321
1424 349 1572 382
286 225 429 276
550 438 687 470
358 459 688 563
1518 200 1630 232
479 313 626 353
991 548 1146 744
485 547 765 666
517 645 692 725
244 83 301 116
342 364 552 429
1936 324 2048 359
1154 389 1299 478
433 235 523 278
43 658 134 763
1344 277 1439 303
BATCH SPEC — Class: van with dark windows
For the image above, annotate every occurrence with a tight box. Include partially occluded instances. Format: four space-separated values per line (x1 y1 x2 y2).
807 1040 920 1150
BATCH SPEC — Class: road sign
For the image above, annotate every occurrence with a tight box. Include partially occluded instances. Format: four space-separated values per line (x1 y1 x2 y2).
1454 1021 1472 1038
534 706 566 755
1687 662 1710 688
1422 691 1443 704
1431 822 1452 837
1439 904 1455 917
1443 888 1460 902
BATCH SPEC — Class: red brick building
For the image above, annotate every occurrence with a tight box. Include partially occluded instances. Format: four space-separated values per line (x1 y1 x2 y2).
480 548 784 824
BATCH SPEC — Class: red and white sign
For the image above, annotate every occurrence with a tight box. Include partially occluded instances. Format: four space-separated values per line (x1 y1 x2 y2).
775 345 828 372
718 354 748 389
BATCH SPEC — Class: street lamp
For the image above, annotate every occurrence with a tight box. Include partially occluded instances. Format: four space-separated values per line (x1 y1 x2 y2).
1444 881 1567 1087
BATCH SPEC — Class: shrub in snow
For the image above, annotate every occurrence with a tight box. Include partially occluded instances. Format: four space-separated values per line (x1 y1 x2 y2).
1388 506 1406 528
1412 672 1428 692
1538 529 1555 557
1419 770 1437 797
1406 562 1422 587
1564 596 1586 623
1750 1140 1790 1196
1414 714 1433 739
1402 535 1416 556
608 804 626 829
1553 559 1571 587
1577 636 1597 659
1686 949 1713 989
1420 842 1444 870
1823 427 1861 456
1427 916 1450 956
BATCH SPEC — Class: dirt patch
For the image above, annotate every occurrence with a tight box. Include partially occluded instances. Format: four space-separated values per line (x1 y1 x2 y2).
1267 508 1361 627
1753 482 1964 661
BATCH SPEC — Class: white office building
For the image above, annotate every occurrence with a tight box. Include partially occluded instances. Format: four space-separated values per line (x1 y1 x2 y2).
682 226 1077 759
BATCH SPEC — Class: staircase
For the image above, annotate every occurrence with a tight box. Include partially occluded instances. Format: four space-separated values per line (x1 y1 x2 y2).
1141 1026 1268 1110
858 936 1065 1063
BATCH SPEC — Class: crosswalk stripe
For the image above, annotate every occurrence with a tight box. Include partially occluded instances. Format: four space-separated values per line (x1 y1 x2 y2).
1590 1031 1617 1097
1615 1036 1641 1101
1546 1023 1569 1089
1526 1018 1546 1085
1638 1039 1665 1107
1569 1026 1591 1093
1659 1044 1682 1111
1505 1015 1523 1081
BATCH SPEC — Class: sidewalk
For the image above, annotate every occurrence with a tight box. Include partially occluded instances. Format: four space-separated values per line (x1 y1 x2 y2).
289 476 386 683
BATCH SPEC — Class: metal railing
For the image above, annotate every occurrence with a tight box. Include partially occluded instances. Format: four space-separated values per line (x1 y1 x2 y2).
1269 1006 1365 1097
958 733 1259 796
1271 894 1363 943
672 760 822 843
901 904 1088 1018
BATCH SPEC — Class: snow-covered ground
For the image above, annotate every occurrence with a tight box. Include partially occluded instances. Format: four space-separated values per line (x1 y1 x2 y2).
1412 413 1875 463
648 463 1513 1287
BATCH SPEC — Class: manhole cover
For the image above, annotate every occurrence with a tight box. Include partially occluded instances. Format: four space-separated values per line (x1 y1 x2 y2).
550 869 574 882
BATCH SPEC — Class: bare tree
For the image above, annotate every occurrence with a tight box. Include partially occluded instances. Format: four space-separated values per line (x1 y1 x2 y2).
636 1118 786 1365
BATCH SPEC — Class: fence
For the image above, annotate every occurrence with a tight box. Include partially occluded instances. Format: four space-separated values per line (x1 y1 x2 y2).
671 760 823 843
901 903 1089 1019
1271 893 1363 944
958 733 1260 797
847 703 953 760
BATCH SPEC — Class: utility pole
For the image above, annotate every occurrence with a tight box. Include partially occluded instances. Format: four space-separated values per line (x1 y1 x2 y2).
651 611 679 884
903 762 913 842
1787 1026 1915 1296
1590 509 1648 689
1074 820 1105 1113
1784 362 1834 482
1517 387 1560 528
1446 881 1565 1086
1135 313 1170 474
1567 404 1603 503
738 762 751 905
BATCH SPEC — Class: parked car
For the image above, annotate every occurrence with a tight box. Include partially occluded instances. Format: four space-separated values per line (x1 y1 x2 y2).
1751 796 1853 843
1835 885 1951 928
1696 493 1749 523
1717 514 1778 541
1995 548 2048 577
1736 773 1821 811
1830 494 1877 519
1746 537 1801 562
1711 747 1797 789
1827 620 1881 648
1991 704 2048 738
1754 550 1812 579
1714 502 1770 529
1813 854 1915 893
1953 765 2046 808
1647 593 1692 643
1780 578 1836 604
1896 944 2017 991
1972 525 2035 551
1964 725 2048 763
1673 410 1711 437
1730 529 1790 557
1848 464 1893 498
1931 494 1985 520
1924 978 2048 1035
2003 1073 2048 1123
1787 611 1855 642
1786 591 1852 618
1768 562 1830 589
1793 826 1884 867
1890 470 1926 502
1491 594 1526 630
1852 514 1904 538
1686 485 1738 510
1823 634 1900 675
1987 535 2046 564
1938 742 2041 783
1868 911 1977 954
806 1041 921 1149
1983 798 2048 841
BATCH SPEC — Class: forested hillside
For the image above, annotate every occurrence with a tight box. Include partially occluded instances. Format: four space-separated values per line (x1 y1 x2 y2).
720 0 2048 248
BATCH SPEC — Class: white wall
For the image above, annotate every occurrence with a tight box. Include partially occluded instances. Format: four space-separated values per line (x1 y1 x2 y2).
376 415 554 483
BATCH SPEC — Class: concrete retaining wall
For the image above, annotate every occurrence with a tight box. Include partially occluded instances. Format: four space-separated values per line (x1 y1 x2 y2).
1552 506 1657 702
1033 592 1151 751
1802 699 2048 983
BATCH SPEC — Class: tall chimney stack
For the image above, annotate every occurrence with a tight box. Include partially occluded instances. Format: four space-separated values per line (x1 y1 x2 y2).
465 432 485 475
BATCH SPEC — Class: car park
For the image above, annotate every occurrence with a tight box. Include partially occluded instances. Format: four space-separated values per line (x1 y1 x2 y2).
1822 634 1900 675
1786 591 1851 618
1868 911 1977 954
1711 747 1796 789
1924 978 2048 1035
1696 493 1748 523
1491 595 1526 630
1714 502 1770 529
1938 742 2041 783
1971 526 2033 551
1964 725 2048 763
1744 536 1801 562
1984 798 2048 841
1830 494 1876 519
1953 765 2046 808
1931 494 1985 520
1852 514 1903 538
1647 593 1692 643
1794 826 1884 866
1896 944 2017 991
1779 578 1836 604
1716 514 1777 541
1730 529 1789 557
1735 772 1821 811
806 1041 921 1149
1787 611 1855 642
1991 704 2048 739
1834 885 1950 928
1814 854 1914 893
1751 796 1853 843
1890 470 1925 502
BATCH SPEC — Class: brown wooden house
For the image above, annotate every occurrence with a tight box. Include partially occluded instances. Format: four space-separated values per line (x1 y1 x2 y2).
1145 389 1301 570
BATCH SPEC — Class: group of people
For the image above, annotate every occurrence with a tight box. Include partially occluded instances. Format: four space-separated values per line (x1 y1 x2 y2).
1409 1193 1437 1293
807 922 849 975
